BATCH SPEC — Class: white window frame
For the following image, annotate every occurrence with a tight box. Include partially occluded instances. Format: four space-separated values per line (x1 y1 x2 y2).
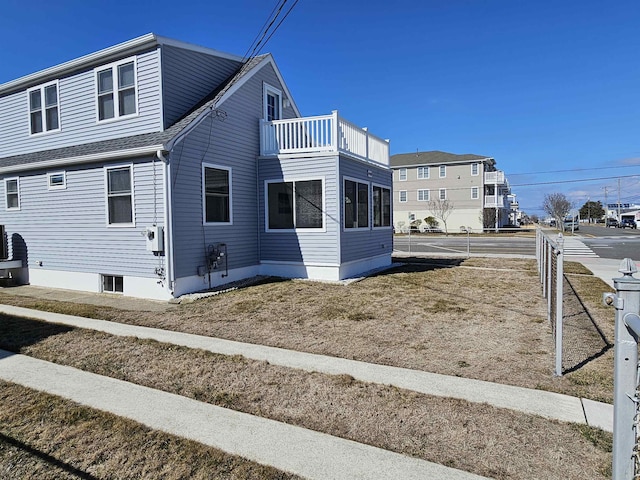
343 176 370 231
399 190 407 203
104 164 135 227
471 186 479 200
264 176 326 233
202 163 233 226
263 83 283 121
372 183 391 229
439 165 446 178
417 166 429 179
418 189 430 201
95 57 139 123
102 274 124 294
27 80 61 136
398 168 407 181
5 177 20 211
471 163 479 176
439 188 447 200
47 171 66 191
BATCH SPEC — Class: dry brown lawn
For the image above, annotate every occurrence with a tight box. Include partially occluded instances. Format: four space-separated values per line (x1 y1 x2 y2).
0 257 616 479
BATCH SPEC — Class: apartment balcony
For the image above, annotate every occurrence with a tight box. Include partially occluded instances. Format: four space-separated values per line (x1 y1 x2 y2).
484 170 508 186
484 195 505 208
260 110 390 167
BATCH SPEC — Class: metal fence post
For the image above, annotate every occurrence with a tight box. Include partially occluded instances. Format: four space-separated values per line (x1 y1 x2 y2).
608 259 640 480
554 233 564 376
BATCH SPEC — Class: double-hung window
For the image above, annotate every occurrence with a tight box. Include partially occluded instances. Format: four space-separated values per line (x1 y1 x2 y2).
399 190 407 202
267 179 323 230
344 179 369 229
96 59 137 121
471 186 479 199
263 83 282 121
439 165 446 178
439 188 447 200
398 168 407 181
471 163 479 176
5 178 20 210
373 185 391 227
417 166 429 179
203 165 232 224
28 81 60 135
418 189 430 201
106 166 134 225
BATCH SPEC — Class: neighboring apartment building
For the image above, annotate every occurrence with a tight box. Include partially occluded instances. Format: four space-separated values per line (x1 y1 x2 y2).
0 34 392 300
390 151 518 232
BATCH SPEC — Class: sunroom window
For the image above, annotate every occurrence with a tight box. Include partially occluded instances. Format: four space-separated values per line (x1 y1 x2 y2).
267 179 323 230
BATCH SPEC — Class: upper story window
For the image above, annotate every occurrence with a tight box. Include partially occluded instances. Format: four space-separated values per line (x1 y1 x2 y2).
439 188 447 200
28 81 60 135
417 166 429 179
267 179 323 230
96 58 137 122
105 165 134 226
398 168 407 181
418 189 430 201
263 83 282 121
471 186 479 199
5 178 20 210
471 163 479 176
399 190 407 202
203 164 232 224
439 165 446 178
344 179 369 229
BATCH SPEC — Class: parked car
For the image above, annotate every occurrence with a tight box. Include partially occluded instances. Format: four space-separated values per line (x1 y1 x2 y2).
606 218 618 228
619 218 637 229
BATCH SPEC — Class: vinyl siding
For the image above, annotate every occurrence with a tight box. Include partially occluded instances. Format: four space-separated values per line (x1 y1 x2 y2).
0 48 162 158
0 156 165 277
340 157 393 263
161 45 242 127
258 155 339 265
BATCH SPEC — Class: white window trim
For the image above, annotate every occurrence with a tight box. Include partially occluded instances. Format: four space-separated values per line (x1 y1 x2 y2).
263 83 283 121
5 177 20 211
372 182 392 229
418 189 430 201
27 79 61 136
439 188 447 200
439 165 446 178
202 163 233 226
104 163 135 227
264 176 326 233
101 274 124 294
399 190 407 203
398 168 407 181
343 176 371 231
471 186 479 200
94 57 139 124
47 171 66 191
471 163 480 176
417 166 429 179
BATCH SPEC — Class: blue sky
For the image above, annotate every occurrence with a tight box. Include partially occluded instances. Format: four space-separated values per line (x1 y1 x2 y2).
1 0 638 216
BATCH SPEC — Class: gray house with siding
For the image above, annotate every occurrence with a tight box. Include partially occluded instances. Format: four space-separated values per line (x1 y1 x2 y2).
0 34 392 300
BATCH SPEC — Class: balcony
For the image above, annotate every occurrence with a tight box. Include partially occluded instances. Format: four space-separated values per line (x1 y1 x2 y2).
484 195 505 208
260 110 390 166
484 170 508 185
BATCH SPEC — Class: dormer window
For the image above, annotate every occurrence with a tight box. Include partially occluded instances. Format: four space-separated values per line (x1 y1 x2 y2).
28 81 60 135
96 58 137 121
263 83 282 121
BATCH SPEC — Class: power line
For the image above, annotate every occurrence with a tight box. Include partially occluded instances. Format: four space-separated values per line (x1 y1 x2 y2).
510 173 640 187
508 164 640 177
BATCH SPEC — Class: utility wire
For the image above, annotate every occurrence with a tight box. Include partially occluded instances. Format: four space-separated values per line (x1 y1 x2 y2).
508 164 640 177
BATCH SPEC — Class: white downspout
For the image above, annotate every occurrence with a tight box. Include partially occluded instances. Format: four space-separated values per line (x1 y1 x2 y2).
157 150 175 295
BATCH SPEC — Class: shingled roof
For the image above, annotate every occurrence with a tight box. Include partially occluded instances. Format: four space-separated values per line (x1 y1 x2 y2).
0 54 269 171
390 150 493 168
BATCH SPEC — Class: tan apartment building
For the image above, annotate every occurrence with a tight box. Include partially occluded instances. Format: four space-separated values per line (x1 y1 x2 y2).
390 151 518 232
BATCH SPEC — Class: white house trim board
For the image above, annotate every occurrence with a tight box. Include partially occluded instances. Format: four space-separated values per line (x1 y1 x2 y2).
172 264 261 298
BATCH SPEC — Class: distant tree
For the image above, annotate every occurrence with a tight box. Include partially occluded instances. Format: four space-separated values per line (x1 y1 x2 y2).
409 218 422 232
529 214 539 224
423 216 439 229
542 193 572 231
579 200 604 223
428 199 454 235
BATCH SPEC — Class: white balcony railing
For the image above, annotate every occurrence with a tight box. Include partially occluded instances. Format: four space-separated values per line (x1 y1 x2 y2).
260 110 390 166
485 195 505 208
484 170 507 185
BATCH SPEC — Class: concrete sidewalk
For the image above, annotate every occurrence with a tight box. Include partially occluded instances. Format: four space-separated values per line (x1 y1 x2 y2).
0 304 613 432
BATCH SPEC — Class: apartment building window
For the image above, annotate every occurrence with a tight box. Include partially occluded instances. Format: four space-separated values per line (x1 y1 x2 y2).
399 168 407 181
344 179 369 229
418 189 430 201
471 163 479 176
439 188 446 200
203 164 232 224
106 165 134 225
399 190 407 202
267 179 323 230
263 83 282 121
439 165 446 178
373 185 391 227
5 178 20 210
28 81 60 135
96 58 137 121
471 186 479 199
417 166 429 179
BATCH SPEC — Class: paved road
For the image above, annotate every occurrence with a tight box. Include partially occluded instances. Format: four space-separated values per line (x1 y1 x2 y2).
579 224 640 261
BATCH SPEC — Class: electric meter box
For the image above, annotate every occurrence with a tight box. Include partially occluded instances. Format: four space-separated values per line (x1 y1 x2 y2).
145 226 164 252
